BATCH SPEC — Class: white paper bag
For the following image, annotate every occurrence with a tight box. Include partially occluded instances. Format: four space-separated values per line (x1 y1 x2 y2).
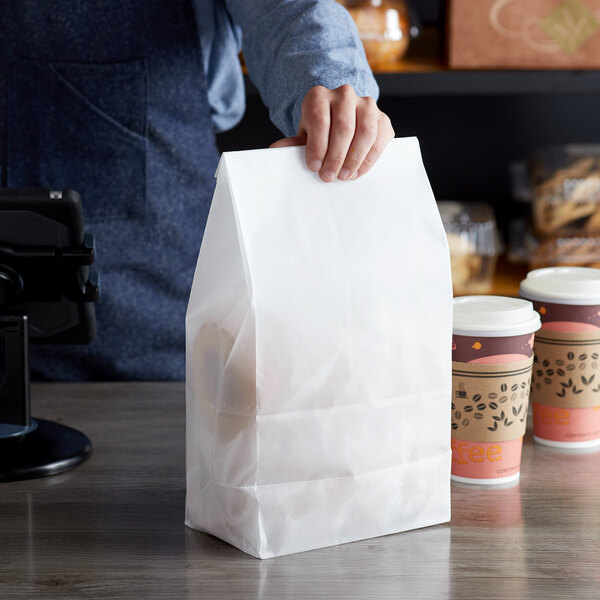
185 137 452 559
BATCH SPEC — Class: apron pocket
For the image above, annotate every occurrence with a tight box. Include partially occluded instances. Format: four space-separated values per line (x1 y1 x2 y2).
7 57 147 223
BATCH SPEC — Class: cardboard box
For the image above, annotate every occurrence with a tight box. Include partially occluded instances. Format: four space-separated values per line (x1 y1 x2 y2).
448 0 600 69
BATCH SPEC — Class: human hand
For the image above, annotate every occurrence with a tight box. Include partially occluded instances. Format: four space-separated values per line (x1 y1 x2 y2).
270 85 394 182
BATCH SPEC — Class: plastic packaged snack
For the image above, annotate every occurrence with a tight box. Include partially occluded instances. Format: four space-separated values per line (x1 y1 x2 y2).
528 235 600 270
438 201 501 296
531 145 600 237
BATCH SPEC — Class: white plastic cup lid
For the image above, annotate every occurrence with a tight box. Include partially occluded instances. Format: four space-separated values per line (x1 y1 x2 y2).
520 267 600 305
453 295 541 337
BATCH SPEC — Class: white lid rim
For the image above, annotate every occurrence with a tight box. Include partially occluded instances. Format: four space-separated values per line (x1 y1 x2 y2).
453 295 541 337
520 287 600 306
520 267 600 305
453 323 541 337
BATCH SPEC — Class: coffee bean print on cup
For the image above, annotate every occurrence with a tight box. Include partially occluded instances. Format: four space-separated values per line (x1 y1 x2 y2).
520 267 600 448
452 360 532 440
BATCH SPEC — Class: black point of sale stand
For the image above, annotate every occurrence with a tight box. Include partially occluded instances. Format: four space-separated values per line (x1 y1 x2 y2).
0 189 99 482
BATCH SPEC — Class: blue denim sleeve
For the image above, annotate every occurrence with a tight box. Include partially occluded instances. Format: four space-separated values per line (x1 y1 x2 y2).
225 0 379 137
193 0 246 133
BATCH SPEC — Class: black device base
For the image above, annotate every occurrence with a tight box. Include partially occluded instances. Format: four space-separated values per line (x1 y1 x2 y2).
0 189 97 483
0 418 92 482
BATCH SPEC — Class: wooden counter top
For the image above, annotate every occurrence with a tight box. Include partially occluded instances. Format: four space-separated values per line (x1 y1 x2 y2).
2 382 599 598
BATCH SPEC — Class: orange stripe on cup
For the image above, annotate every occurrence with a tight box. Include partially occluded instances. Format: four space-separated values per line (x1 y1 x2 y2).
532 402 600 444
451 438 523 481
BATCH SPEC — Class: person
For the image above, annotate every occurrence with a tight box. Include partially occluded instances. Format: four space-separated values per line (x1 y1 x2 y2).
0 0 394 381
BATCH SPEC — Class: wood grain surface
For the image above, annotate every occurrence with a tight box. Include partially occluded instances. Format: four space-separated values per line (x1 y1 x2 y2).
1 382 599 599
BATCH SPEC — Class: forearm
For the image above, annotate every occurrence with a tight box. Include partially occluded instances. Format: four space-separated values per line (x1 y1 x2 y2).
225 0 378 136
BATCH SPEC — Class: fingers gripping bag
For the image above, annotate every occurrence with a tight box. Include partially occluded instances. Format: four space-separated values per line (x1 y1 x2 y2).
185 137 453 558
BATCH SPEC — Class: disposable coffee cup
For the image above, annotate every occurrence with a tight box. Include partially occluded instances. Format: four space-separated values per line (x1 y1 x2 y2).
451 296 541 484
520 267 600 449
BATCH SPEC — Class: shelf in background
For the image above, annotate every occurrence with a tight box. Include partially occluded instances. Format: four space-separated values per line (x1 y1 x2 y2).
374 27 600 96
375 67 600 97
244 26 600 97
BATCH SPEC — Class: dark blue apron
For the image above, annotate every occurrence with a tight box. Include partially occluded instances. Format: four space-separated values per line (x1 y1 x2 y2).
0 1 220 380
